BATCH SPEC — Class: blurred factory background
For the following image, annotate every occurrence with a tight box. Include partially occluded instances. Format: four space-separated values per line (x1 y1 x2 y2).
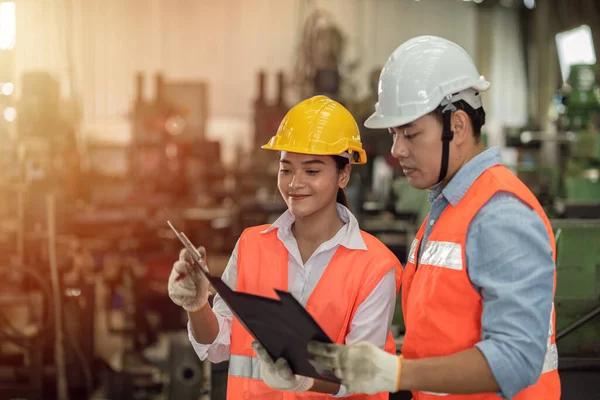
0 0 599 399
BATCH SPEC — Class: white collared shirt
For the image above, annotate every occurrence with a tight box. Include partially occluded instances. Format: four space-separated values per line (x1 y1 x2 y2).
188 204 397 396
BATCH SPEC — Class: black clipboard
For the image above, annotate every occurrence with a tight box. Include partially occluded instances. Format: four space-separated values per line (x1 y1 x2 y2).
168 221 340 383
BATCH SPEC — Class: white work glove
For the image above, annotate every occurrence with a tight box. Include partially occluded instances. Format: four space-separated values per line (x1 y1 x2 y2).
168 247 210 312
307 341 402 395
252 341 315 392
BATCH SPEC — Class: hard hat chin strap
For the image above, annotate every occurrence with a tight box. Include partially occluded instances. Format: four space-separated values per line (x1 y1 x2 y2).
438 103 456 184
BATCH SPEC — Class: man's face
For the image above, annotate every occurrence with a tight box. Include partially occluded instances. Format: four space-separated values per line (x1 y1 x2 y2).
389 114 444 190
277 152 346 218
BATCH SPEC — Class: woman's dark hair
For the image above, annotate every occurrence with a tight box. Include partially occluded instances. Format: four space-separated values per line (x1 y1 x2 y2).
332 155 350 208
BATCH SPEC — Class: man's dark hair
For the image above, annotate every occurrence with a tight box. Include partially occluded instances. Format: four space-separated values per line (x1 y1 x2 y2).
429 99 486 138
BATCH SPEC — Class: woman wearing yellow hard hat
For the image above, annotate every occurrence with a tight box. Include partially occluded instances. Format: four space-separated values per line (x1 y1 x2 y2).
167 95 403 399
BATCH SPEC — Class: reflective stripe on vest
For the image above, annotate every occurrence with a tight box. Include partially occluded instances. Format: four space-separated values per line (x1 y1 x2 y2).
542 341 558 373
408 238 419 264
420 240 463 270
228 354 261 380
542 302 558 374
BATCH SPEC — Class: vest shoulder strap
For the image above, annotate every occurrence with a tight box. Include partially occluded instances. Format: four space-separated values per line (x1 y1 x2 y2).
236 225 286 292
442 165 543 234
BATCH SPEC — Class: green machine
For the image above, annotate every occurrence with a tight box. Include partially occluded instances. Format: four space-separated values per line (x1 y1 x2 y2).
552 219 600 359
558 63 600 216
501 62 600 367
549 64 600 364
504 63 600 218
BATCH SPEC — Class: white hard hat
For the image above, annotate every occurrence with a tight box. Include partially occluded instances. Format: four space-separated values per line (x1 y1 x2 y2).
365 35 490 130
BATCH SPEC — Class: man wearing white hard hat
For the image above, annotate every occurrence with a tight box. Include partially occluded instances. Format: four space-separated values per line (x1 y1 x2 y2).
308 36 560 400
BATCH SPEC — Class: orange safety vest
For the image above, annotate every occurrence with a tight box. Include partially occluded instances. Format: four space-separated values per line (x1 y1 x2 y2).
401 165 560 400
226 225 403 400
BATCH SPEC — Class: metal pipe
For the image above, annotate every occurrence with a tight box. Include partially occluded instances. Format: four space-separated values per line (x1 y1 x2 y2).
47 193 70 400
556 303 600 341
16 186 24 270
276 71 285 107
519 131 576 144
200 358 212 400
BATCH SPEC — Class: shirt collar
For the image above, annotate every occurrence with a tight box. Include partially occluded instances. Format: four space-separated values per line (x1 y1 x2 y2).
428 146 503 206
260 203 367 250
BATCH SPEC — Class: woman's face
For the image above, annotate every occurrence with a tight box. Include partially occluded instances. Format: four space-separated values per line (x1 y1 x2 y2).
277 152 348 218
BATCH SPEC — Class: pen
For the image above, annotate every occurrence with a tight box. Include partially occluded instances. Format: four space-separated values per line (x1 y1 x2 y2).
168 220 209 282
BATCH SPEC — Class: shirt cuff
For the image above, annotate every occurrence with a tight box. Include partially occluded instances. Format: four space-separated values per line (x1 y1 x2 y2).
475 340 517 399
187 312 228 361
331 384 348 397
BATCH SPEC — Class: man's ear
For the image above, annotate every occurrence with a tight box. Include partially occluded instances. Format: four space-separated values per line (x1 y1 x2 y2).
452 110 471 145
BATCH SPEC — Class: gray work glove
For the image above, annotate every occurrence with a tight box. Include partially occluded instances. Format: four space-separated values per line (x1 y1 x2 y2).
252 341 315 392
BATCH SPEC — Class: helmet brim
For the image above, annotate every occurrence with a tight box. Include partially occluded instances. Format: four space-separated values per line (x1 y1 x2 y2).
364 113 422 130
261 144 367 165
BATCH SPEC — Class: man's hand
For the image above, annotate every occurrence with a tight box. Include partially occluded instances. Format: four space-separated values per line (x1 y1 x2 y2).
168 247 210 312
308 341 402 394
252 341 314 392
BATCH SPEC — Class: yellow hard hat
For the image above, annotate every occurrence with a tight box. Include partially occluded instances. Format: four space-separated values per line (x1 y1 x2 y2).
261 95 367 164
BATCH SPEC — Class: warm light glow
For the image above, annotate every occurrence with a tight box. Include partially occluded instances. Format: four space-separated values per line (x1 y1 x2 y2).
0 2 16 50
3 106 16 121
1 82 14 95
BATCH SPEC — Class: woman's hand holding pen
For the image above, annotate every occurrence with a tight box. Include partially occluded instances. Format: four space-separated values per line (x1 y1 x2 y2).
168 246 211 312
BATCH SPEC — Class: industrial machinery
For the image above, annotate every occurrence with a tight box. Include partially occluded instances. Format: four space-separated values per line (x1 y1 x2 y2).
548 63 600 372
556 63 600 217
80 71 228 400
232 70 288 232
553 219 600 356
508 63 600 218
0 67 222 399
292 8 358 105
0 69 96 400
0 188 96 400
